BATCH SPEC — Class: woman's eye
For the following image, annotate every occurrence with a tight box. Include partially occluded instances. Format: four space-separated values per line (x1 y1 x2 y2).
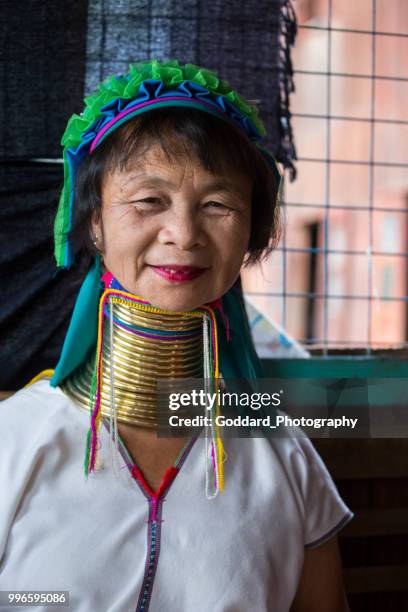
131 197 163 209
204 201 230 212
136 197 162 204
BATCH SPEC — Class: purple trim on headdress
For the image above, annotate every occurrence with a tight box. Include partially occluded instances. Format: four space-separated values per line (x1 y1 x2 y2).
90 95 227 153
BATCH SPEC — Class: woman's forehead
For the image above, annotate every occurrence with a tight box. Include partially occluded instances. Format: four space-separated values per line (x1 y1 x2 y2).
104 143 252 194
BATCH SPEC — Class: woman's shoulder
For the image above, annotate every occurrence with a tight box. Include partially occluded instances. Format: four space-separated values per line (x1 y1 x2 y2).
242 425 340 495
0 378 88 503
1 378 83 444
242 427 354 548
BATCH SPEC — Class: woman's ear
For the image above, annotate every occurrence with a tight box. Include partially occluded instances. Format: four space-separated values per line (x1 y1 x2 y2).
90 210 104 252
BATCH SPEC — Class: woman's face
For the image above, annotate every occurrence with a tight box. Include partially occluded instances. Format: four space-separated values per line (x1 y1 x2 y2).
92 143 252 311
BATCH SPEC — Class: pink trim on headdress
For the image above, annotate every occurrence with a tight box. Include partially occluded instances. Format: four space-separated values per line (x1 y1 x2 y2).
89 96 225 153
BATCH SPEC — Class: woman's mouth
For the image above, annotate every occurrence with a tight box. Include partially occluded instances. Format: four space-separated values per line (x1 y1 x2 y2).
149 265 207 283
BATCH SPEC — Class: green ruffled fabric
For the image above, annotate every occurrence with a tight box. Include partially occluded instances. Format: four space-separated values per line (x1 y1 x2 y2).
62 59 266 150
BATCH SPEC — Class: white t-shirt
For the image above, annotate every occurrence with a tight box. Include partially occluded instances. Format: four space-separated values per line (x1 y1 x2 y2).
0 379 353 612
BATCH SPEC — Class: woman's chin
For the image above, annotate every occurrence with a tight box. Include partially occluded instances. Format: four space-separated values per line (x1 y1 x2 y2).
147 295 208 312
113 274 219 311
142 287 216 312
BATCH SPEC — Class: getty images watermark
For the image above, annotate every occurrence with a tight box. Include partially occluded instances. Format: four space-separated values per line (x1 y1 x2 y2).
157 377 408 438
159 386 359 436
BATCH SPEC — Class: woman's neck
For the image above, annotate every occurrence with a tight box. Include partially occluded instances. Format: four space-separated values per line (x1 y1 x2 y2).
62 281 204 428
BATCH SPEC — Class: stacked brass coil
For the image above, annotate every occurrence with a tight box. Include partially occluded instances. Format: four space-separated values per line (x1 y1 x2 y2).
62 299 204 427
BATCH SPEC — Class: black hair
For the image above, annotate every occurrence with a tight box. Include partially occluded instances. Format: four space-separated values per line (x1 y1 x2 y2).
69 107 282 267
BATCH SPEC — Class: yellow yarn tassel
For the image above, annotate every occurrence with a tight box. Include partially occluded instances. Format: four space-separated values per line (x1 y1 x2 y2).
25 369 55 387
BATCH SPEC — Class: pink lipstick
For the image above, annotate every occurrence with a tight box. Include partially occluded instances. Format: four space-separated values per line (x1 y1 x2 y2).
150 265 206 283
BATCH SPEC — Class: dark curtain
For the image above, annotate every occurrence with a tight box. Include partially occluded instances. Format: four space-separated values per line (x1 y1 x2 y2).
0 1 89 389
0 0 297 389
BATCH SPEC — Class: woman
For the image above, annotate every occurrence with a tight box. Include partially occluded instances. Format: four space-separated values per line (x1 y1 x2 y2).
0 60 352 611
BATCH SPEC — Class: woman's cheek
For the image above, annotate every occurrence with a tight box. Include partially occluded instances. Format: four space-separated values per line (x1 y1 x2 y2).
214 214 250 258
210 228 249 293
104 212 147 258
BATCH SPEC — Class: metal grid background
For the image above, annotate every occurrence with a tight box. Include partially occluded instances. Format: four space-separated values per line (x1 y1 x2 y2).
244 0 408 357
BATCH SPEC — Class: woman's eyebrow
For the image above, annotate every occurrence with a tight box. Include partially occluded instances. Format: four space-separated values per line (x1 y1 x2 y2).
122 174 175 189
201 178 242 195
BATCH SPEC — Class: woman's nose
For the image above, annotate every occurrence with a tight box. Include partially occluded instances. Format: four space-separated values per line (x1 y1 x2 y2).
157 206 207 250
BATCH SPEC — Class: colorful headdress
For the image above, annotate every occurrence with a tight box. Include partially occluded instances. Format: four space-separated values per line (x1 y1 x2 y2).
54 59 282 268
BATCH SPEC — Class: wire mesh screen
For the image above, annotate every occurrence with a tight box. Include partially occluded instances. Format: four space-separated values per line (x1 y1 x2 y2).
242 0 408 357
